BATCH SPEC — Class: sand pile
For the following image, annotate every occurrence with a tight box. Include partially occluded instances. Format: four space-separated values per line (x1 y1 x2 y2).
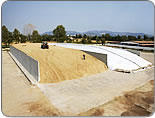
13 43 107 83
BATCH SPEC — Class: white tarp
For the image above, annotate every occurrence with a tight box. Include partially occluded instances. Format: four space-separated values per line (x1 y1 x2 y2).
49 43 152 72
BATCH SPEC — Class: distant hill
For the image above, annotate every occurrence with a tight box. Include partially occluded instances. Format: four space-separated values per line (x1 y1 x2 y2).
42 30 153 37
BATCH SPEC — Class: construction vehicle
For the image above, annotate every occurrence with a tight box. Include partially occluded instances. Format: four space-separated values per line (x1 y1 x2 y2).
41 41 49 49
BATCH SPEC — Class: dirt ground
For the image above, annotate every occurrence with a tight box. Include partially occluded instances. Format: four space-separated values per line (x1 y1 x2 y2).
140 52 154 65
2 51 62 116
2 47 154 116
79 80 154 116
13 43 107 83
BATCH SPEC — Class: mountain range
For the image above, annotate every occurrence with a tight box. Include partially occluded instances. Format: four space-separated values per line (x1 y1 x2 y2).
43 30 153 37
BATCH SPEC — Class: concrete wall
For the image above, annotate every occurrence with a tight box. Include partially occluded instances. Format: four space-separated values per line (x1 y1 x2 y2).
83 51 107 66
126 49 140 56
10 46 39 81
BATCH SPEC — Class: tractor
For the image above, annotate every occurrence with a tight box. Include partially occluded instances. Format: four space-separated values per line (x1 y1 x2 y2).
41 41 49 49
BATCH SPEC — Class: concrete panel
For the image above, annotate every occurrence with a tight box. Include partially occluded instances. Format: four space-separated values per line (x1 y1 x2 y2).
10 46 39 82
82 51 107 66
126 49 140 56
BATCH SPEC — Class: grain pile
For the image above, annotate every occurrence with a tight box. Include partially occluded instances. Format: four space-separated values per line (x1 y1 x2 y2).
13 43 107 83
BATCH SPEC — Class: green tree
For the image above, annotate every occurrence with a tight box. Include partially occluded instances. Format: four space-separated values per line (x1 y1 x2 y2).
75 34 78 39
91 35 97 40
32 30 42 43
81 38 87 44
144 34 149 41
96 36 101 44
128 35 137 41
53 25 66 42
2 25 10 46
105 33 110 41
137 35 141 40
8 32 13 45
87 36 92 44
13 28 20 44
116 35 121 41
20 34 27 43
121 35 127 41
102 34 105 38
101 38 105 45
150 36 154 41
77 34 82 38
42 34 53 41
83 34 87 39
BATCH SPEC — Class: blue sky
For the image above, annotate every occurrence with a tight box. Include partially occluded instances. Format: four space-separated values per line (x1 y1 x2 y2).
2 1 154 35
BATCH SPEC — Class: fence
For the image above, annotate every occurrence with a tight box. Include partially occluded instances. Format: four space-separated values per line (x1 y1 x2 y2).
10 46 39 82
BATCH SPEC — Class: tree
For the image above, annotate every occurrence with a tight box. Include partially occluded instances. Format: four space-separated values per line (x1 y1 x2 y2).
81 38 87 44
115 35 121 41
128 35 137 41
102 34 105 38
121 35 127 42
8 31 13 45
96 36 101 44
150 36 154 41
75 34 78 39
23 24 35 42
91 35 97 40
87 36 92 44
105 33 110 41
20 34 27 43
53 25 66 43
144 34 149 41
137 35 141 40
2 25 10 46
31 30 42 43
42 34 53 41
83 34 87 39
101 38 105 45
77 34 82 38
13 28 20 43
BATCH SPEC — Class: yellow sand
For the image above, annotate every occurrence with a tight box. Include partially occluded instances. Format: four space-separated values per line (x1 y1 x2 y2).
13 43 107 83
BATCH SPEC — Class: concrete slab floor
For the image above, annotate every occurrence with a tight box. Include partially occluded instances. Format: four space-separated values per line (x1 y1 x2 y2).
38 67 154 114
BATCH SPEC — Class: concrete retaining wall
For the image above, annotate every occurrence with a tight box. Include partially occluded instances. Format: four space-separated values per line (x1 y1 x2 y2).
126 49 141 56
83 51 107 66
10 46 39 82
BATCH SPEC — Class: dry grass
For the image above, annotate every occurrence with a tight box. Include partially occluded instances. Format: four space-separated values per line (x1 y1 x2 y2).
13 43 107 83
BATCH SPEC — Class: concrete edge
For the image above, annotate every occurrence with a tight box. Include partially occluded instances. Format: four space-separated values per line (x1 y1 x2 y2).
38 62 41 82
8 51 38 85
82 50 108 67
